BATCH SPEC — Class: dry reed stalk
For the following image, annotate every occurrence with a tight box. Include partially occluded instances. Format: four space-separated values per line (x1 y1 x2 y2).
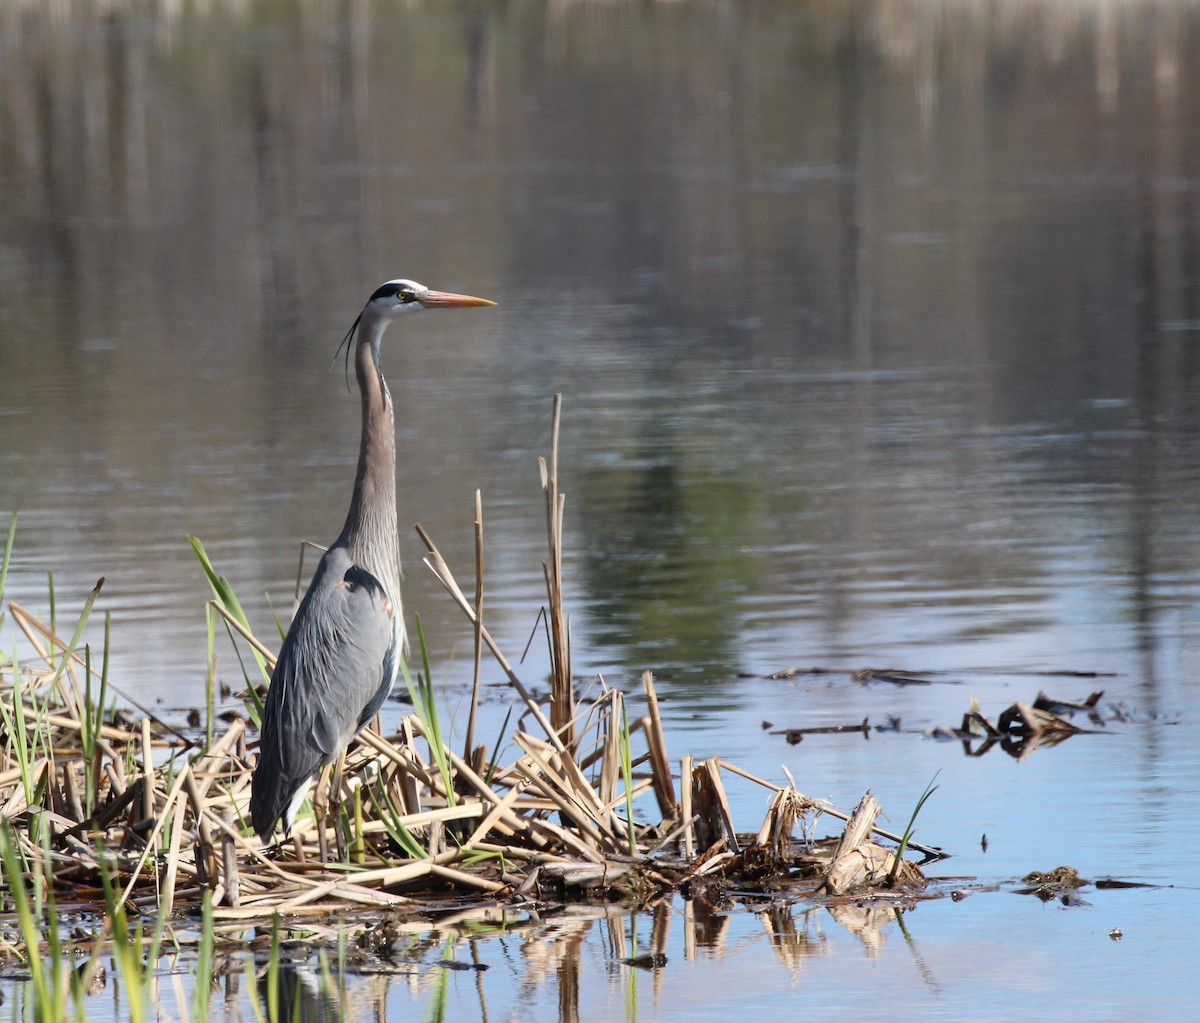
204 600 278 667
721 763 941 857
464 777 533 846
716 759 784 792
465 489 485 765
645 813 701 858
428 862 507 893
597 691 620 809
386 802 484 830
539 394 574 752
184 769 217 889
680 755 695 858
416 523 565 752
61 762 83 821
140 718 155 827
0 758 47 816
640 673 676 819
517 732 615 826
277 878 411 911
12 703 135 745
513 757 609 851
513 734 626 848
222 826 241 907
115 764 192 913
693 758 738 854
190 718 246 797
598 779 654 815
819 793 910 895
526 818 606 863
468 840 573 864
162 793 187 918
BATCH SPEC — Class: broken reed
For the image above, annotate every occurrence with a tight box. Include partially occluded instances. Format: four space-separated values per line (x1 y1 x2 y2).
0 401 940 984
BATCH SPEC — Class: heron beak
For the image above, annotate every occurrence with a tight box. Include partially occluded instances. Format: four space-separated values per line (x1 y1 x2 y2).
418 289 496 309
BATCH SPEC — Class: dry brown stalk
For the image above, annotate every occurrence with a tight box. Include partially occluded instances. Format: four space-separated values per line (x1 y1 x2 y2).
680 754 695 858
513 757 609 851
162 793 187 918
205 600 278 667
640 673 676 819
415 523 565 752
465 488 485 765
692 758 738 854
428 862 507 893
540 394 575 752
514 734 627 850
115 764 192 913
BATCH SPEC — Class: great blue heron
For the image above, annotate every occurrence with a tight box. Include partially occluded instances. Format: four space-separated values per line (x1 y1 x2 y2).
250 279 495 845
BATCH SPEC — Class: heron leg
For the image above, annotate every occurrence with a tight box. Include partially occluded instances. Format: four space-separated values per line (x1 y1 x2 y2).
331 752 348 862
313 765 332 863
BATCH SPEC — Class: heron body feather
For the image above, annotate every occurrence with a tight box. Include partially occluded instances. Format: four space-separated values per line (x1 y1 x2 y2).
250 546 398 840
249 279 492 848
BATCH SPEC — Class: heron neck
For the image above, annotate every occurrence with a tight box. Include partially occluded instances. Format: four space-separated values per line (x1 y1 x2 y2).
339 313 401 592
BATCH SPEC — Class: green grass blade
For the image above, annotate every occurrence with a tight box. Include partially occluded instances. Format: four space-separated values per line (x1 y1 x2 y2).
44 576 104 693
402 615 454 808
619 696 637 856
888 772 941 885
189 535 271 688
0 512 16 613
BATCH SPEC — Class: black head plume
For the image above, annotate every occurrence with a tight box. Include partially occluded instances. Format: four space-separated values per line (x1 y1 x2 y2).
333 310 363 393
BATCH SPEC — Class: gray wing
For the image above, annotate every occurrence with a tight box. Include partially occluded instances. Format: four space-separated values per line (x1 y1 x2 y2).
251 545 397 839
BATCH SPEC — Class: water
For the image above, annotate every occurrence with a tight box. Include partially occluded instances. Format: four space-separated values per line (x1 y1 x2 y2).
2 0 1200 1018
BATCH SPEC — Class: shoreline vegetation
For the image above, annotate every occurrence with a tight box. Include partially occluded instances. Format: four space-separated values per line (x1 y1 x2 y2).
0 398 939 1017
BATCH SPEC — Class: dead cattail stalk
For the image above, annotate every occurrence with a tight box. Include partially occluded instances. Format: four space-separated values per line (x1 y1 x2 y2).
416 523 565 752
464 489 485 766
680 755 695 858
641 672 676 819
540 394 575 752
692 758 739 854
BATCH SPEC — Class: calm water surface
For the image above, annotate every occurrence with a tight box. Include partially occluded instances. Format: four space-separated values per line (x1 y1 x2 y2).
2 0 1199 1019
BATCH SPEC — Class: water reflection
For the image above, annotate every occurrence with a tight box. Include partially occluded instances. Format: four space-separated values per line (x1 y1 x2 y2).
35 895 926 1022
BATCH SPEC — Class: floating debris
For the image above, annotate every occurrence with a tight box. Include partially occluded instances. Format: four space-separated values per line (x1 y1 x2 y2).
958 692 1109 760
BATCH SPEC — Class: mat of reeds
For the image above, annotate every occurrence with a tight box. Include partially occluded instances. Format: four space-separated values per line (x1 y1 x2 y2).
0 398 942 951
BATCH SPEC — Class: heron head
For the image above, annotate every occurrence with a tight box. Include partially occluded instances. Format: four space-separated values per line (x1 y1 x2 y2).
367 278 496 317
335 279 495 384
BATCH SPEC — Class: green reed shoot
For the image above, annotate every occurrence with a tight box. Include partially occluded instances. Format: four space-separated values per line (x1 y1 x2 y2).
0 663 35 808
98 834 169 1023
44 576 103 701
192 890 216 1020
189 535 272 694
0 821 97 1023
618 695 637 856
887 771 940 886
47 570 56 644
80 614 112 815
204 598 218 745
0 821 55 1019
403 614 455 808
0 512 16 630
364 777 426 859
